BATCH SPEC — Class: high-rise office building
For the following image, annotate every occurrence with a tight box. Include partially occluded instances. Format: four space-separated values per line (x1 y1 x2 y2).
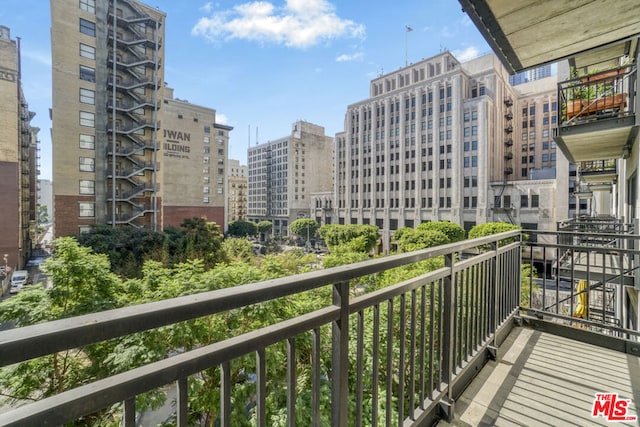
509 64 553 86
51 0 165 236
228 159 247 222
336 52 568 252
0 25 39 270
247 121 333 236
51 0 230 236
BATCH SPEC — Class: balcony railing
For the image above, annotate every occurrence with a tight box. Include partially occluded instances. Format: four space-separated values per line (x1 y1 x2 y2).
2 226 638 426
0 231 523 426
558 65 635 124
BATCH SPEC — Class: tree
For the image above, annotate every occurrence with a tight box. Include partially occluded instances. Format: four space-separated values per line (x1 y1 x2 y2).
397 229 450 252
0 237 125 414
176 218 226 269
289 218 319 243
228 220 258 238
76 224 166 277
257 220 273 234
318 224 379 253
468 222 521 249
37 205 49 224
416 221 465 243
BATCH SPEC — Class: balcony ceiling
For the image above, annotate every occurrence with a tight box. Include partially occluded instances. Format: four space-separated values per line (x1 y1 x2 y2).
555 124 639 163
459 0 640 73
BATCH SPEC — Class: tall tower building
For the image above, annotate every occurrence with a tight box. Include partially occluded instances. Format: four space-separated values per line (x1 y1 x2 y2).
0 25 39 271
51 0 165 236
336 52 568 252
247 121 333 236
228 159 248 222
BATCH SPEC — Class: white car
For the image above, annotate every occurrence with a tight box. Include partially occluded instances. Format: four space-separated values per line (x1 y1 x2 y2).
9 270 29 294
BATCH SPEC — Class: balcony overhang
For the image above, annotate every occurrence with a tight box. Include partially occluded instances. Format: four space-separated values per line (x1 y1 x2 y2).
458 0 640 73
554 122 638 163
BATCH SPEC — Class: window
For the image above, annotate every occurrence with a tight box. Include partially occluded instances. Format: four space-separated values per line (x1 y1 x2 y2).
543 103 549 113
520 195 529 208
79 65 95 82
79 111 95 127
203 186 210 194
531 194 539 208
464 112 470 122
79 180 94 195
79 156 95 172
79 134 94 149
471 126 478 136
472 111 478 120
79 43 95 59
529 106 535 115
203 197 209 203
204 136 210 144
79 18 96 37
471 156 478 167
203 146 210 154
217 187 223 194
79 0 95 13
79 202 95 217
203 156 209 164
79 88 95 104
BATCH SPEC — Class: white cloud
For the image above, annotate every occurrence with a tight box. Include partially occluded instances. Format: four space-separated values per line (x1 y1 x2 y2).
216 113 229 125
192 0 366 48
200 2 214 13
452 46 480 62
335 52 363 62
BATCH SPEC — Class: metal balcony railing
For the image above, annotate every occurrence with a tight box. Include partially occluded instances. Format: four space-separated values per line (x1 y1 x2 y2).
0 231 523 426
579 159 617 174
558 65 636 124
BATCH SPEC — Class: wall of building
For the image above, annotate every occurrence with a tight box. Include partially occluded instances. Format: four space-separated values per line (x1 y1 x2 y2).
0 25 37 269
161 88 229 229
51 0 166 236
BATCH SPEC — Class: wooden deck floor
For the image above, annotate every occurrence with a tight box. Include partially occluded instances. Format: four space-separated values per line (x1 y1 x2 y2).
439 327 640 426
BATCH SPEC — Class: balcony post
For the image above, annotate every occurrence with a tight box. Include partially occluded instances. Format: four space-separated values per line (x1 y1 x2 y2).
489 241 498 340
439 252 455 421
331 281 349 426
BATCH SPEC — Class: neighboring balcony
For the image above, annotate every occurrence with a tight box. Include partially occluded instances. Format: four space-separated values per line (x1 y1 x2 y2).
0 228 638 426
579 159 618 185
554 65 639 163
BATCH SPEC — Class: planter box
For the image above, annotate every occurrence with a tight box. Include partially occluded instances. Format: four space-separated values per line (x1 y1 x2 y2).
566 93 627 120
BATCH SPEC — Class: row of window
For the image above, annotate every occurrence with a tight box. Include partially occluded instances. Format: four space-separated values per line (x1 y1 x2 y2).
493 194 540 208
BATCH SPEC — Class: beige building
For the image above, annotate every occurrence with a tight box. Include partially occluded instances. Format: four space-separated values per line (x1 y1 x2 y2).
228 159 247 222
51 0 165 236
161 86 231 229
247 121 334 236
51 0 231 236
0 25 38 271
336 52 571 252
488 76 575 233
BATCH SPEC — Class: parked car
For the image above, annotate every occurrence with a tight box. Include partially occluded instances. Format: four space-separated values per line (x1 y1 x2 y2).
9 270 29 294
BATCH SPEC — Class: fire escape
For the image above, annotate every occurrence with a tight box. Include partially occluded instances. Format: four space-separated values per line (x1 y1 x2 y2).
106 0 162 228
492 97 516 223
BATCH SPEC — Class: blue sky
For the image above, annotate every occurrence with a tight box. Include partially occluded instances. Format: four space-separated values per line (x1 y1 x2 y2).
1 0 490 181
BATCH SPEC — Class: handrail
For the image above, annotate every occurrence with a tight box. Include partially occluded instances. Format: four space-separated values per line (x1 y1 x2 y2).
0 230 521 426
